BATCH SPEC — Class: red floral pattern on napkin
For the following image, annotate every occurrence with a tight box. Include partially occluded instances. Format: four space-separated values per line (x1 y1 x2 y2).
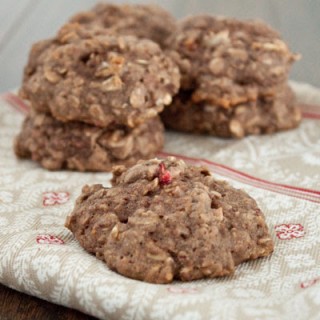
300 277 320 289
43 192 69 206
274 224 305 240
36 235 65 245
167 287 199 294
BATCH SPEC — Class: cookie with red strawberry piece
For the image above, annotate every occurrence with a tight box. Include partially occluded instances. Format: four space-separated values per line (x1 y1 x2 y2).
66 157 274 283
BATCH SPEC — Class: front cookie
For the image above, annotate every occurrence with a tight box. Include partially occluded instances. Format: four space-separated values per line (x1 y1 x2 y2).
66 157 274 283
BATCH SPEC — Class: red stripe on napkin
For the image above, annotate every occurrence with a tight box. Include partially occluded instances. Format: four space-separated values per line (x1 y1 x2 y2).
300 103 320 119
1 92 29 114
159 152 320 203
302 112 320 119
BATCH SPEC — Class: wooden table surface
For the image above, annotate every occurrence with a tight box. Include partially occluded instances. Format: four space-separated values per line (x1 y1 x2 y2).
0 1 319 319
0 284 97 320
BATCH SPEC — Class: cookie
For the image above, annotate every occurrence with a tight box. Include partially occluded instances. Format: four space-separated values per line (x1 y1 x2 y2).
168 15 298 107
19 23 180 127
14 111 164 172
161 85 301 138
69 3 176 48
65 157 274 283
21 24 117 82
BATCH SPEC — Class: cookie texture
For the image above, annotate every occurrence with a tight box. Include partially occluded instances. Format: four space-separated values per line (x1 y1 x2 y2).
66 157 274 283
20 23 180 127
168 15 298 107
161 86 301 138
14 111 164 172
69 3 176 48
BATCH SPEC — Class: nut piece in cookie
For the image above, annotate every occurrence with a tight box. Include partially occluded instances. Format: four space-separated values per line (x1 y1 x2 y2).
14 111 164 172
19 23 180 127
66 157 274 283
69 3 177 48
168 15 299 107
161 85 301 138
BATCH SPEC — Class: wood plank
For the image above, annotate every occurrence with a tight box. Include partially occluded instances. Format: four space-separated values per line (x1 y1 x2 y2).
0 284 97 320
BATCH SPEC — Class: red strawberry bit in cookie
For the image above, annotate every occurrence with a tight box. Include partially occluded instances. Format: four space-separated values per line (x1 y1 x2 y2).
158 162 172 185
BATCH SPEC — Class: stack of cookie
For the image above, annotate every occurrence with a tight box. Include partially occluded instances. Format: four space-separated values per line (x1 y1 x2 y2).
162 16 301 138
15 5 180 171
15 4 303 172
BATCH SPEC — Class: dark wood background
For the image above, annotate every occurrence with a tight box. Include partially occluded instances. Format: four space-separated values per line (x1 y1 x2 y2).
0 284 97 320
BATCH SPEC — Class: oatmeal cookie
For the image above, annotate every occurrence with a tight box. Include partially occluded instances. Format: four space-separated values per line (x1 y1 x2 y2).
161 86 301 138
66 157 274 283
69 3 176 48
20 23 180 127
168 15 298 107
14 111 164 172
